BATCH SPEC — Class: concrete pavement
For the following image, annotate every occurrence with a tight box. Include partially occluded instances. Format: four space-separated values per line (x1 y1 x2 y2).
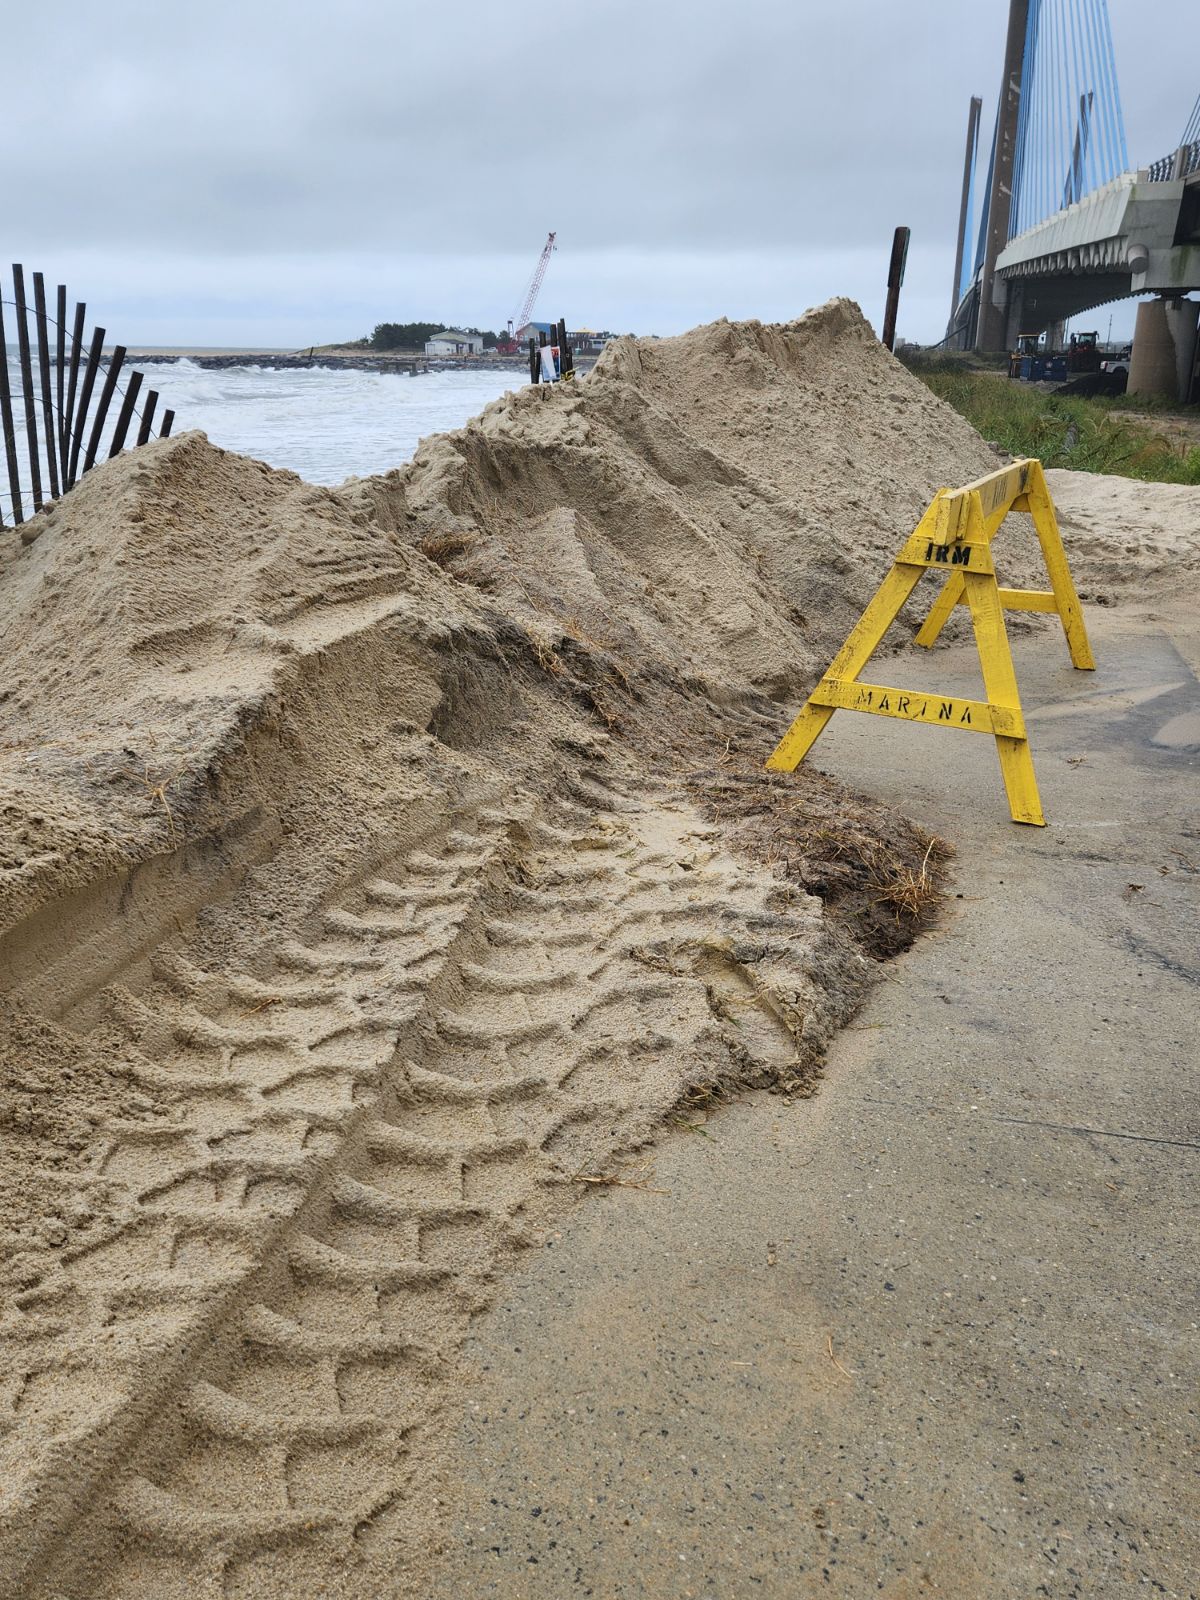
427 608 1199 1600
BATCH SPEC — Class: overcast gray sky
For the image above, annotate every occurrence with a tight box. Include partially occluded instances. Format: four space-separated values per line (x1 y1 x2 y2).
7 0 1195 345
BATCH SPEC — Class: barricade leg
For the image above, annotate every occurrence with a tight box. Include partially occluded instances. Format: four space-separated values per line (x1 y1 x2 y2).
913 571 965 648
1024 464 1095 670
962 569 1044 825
767 562 927 771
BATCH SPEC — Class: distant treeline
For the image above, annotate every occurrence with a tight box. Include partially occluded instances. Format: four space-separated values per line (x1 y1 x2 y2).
369 322 500 350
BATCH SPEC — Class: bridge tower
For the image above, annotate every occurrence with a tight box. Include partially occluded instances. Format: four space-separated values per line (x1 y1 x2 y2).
977 0 1030 352
949 0 1137 356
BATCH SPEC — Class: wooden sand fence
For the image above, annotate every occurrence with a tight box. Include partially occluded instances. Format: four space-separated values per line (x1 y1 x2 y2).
0 264 176 528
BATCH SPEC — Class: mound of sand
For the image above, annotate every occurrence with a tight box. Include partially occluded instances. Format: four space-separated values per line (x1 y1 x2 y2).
1 299 1195 1599
351 300 1001 701
1046 467 1200 601
1 431 486 937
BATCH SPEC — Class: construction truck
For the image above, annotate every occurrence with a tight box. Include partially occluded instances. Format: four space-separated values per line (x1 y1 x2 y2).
1065 331 1101 374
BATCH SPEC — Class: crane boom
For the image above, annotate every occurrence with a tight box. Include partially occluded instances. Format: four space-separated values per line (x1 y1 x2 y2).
510 231 556 334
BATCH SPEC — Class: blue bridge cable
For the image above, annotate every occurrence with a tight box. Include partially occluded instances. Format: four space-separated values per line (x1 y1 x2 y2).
1049 0 1068 217
1039 0 1053 222
1103 0 1123 176
1062 0 1077 194
1081 0 1100 194
1036 0 1051 228
1030 0 1046 230
1104 0 1126 175
1184 91 1200 147
974 115 997 279
1088 0 1107 190
1040 0 1054 225
1045 0 1060 216
1067 0 1086 203
1090 0 1107 187
1101 0 1128 169
1011 0 1035 233
1084 0 1116 191
1064 0 1077 192
1094 0 1117 184
1086 0 1104 193
1005 0 1130 245
1021 0 1041 234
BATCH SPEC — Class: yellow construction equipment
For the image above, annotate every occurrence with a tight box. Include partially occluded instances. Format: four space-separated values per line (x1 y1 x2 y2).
767 458 1094 826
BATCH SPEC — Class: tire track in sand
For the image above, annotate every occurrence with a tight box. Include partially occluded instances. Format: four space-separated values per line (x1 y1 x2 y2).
23 762 833 1599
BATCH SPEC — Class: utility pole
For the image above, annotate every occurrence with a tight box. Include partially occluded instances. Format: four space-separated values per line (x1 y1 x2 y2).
951 96 983 333
977 0 1030 352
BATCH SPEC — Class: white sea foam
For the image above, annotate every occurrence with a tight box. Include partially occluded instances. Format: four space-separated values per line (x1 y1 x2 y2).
126 361 522 484
3 357 523 510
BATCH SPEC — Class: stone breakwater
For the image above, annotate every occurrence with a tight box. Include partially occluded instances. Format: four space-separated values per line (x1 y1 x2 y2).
126 351 597 376
126 351 520 375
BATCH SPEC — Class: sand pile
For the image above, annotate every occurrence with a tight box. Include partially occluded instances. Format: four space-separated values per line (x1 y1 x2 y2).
2 300 1193 1599
0 431 487 940
350 299 1002 702
1045 467 1200 600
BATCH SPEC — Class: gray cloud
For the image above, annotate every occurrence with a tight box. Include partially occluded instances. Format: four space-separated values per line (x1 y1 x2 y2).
6 0 1194 342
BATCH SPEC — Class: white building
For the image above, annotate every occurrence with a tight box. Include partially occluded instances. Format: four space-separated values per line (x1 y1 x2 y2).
424 329 484 356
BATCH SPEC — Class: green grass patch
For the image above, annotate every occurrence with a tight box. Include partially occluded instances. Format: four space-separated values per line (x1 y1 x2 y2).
901 362 1200 485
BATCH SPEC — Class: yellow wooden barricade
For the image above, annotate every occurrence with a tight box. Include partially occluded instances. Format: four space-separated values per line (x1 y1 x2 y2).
766 459 1093 826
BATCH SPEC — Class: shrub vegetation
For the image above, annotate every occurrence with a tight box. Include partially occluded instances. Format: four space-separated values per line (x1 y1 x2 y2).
901 356 1200 485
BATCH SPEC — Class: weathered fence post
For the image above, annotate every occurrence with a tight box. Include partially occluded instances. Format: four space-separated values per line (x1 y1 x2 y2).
82 345 126 475
136 391 159 445
33 273 60 498
12 265 44 510
67 326 106 488
0 295 24 525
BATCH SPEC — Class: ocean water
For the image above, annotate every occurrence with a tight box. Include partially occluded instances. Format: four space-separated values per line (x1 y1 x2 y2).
1 357 525 518
121 360 524 484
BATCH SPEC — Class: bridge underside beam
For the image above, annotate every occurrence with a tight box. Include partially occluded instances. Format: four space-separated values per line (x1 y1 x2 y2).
978 170 1198 351
999 272 1135 339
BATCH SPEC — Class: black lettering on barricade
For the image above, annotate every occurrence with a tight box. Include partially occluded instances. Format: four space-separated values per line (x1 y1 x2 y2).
898 695 911 714
960 706 972 725
855 688 873 708
938 701 953 720
879 694 891 711
924 540 973 568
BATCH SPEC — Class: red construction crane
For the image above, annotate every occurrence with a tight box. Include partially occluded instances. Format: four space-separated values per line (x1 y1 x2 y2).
507 231 556 339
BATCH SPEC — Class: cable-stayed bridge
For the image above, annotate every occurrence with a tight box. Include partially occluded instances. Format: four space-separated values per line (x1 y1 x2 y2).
948 0 1199 397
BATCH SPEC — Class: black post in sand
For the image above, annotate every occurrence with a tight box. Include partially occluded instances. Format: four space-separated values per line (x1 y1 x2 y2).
882 226 910 353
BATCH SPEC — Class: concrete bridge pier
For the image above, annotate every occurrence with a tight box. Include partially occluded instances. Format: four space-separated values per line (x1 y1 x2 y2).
1127 295 1200 402
1002 281 1025 351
